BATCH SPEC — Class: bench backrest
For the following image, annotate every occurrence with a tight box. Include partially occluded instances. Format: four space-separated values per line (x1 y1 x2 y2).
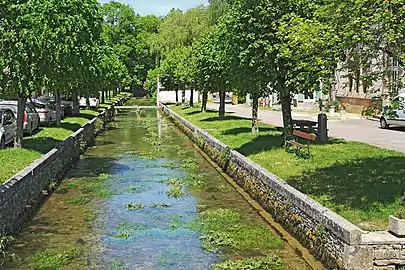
293 130 317 141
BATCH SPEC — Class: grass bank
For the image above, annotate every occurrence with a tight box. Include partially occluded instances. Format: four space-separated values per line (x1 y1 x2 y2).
0 93 129 184
172 105 405 231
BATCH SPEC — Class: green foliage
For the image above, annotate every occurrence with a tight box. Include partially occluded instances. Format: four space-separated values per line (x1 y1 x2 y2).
166 186 185 198
31 248 82 270
189 208 283 252
212 255 283 270
125 203 145 210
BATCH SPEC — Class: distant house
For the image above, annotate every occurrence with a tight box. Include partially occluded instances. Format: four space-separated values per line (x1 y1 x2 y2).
335 51 404 112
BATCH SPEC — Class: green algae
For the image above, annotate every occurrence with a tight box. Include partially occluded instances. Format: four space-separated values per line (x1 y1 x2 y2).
31 248 82 270
212 255 283 270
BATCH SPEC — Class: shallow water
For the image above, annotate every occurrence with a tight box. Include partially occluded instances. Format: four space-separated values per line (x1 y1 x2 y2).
3 108 316 269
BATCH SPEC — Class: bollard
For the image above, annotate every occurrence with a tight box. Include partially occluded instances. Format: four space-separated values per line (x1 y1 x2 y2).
318 113 328 142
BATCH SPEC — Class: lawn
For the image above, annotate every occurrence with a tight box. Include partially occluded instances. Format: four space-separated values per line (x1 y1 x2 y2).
172 105 405 231
0 93 128 184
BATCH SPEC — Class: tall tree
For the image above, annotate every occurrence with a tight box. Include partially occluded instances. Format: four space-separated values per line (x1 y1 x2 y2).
39 0 103 126
0 0 43 147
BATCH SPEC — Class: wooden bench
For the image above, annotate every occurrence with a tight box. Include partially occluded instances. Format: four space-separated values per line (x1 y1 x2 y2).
285 130 317 156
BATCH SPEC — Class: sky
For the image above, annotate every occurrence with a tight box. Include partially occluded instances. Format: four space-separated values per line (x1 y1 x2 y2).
98 0 207 16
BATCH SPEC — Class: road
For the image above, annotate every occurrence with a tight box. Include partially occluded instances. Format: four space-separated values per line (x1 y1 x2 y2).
207 103 405 153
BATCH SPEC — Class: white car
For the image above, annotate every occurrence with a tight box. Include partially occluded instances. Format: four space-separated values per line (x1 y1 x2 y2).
380 93 405 129
0 108 17 149
79 96 100 108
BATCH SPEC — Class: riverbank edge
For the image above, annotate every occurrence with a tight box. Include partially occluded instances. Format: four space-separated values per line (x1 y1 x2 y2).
0 95 129 237
164 106 405 270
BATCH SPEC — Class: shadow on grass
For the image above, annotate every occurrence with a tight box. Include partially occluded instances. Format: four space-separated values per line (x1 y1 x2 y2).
235 134 285 156
201 115 251 122
24 137 62 154
287 156 405 211
222 127 279 135
60 122 82 132
185 109 217 116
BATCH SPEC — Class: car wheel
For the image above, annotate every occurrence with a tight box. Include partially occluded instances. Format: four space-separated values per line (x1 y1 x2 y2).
380 117 389 129
0 137 5 149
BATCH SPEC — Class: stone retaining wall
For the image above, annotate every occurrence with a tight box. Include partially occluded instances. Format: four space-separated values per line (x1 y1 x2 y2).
0 96 128 236
164 106 405 270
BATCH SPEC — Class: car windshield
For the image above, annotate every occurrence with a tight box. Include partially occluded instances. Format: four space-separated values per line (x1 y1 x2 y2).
25 103 36 113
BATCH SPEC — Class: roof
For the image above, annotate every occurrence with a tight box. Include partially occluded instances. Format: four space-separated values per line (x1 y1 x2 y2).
0 100 18 105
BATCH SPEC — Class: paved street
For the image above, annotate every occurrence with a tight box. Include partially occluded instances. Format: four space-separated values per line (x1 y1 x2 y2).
207 103 405 153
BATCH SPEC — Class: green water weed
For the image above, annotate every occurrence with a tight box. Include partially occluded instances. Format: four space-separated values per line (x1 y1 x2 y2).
125 203 145 210
166 187 184 198
212 255 283 270
67 197 91 205
31 248 82 269
151 203 170 208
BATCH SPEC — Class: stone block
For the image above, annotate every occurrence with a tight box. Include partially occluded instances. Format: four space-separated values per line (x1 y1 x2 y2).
389 216 405 237
343 245 374 270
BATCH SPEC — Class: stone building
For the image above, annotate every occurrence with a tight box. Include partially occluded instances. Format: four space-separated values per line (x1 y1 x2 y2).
335 52 404 113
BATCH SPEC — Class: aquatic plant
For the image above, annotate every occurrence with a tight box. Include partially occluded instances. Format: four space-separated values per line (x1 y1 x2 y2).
189 208 283 253
114 222 149 239
181 157 198 171
99 173 109 179
200 231 236 253
67 197 91 205
185 173 205 188
84 213 98 222
166 187 185 198
212 255 283 270
31 248 82 269
151 203 170 208
125 203 145 210
218 184 231 192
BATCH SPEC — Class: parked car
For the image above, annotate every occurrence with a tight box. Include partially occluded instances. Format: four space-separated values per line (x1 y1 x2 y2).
0 100 40 135
36 95 67 118
79 96 100 108
0 108 17 149
32 100 57 126
60 95 74 116
380 93 405 129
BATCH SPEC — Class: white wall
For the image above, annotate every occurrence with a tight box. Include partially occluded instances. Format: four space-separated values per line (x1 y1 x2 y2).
158 90 200 104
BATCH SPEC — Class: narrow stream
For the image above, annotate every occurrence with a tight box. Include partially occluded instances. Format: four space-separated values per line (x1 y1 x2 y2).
3 106 316 269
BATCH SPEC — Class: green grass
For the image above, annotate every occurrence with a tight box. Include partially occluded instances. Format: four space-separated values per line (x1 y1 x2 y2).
172 106 405 230
0 93 129 184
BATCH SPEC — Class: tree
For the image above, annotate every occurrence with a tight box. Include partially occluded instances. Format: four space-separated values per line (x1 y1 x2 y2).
39 0 103 126
222 0 327 134
0 0 44 147
194 26 231 117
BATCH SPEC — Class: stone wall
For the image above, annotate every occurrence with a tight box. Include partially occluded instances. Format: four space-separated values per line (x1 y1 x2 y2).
164 106 405 270
0 96 128 237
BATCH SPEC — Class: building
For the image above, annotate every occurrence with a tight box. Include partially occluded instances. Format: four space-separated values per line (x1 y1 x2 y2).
335 52 404 113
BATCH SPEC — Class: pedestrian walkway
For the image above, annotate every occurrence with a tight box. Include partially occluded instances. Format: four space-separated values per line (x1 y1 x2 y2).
207 103 405 153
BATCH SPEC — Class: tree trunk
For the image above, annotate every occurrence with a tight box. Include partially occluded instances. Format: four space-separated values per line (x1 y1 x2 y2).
86 95 90 110
219 91 226 120
201 91 208 112
14 94 27 148
252 94 259 133
72 92 80 116
182 89 186 104
55 90 62 127
190 89 194 107
175 89 179 104
280 91 293 139
101 90 105 104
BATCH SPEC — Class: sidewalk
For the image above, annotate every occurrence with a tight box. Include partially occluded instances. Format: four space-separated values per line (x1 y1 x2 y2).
207 103 405 153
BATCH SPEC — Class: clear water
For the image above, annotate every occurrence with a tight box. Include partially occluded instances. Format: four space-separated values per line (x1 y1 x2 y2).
3 109 317 269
